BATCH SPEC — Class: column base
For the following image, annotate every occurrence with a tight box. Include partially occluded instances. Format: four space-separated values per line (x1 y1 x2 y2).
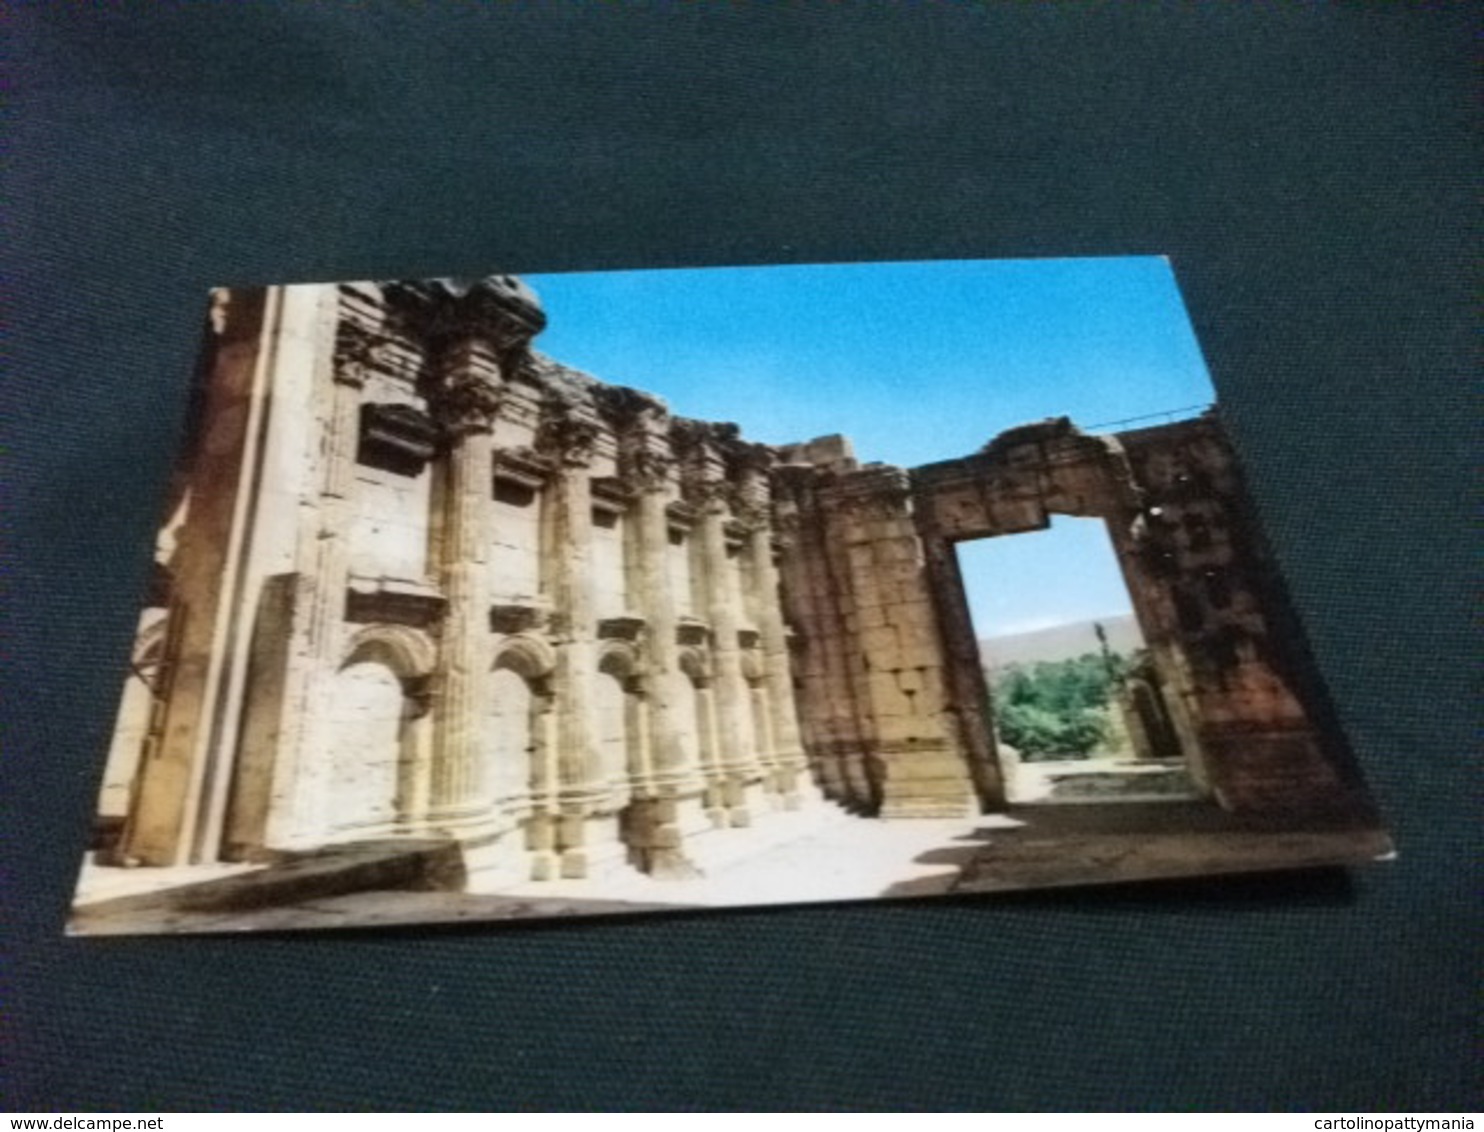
718 774 767 828
620 797 703 880
701 780 730 829
524 808 633 881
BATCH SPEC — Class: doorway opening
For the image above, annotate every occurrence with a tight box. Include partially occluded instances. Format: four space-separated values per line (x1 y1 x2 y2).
954 515 1200 805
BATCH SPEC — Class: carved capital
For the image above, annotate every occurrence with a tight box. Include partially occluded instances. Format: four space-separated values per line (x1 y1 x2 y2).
731 474 772 529
731 500 770 531
626 448 674 493
537 412 602 468
435 372 502 438
359 403 440 475
690 476 732 516
670 417 739 458
669 417 709 456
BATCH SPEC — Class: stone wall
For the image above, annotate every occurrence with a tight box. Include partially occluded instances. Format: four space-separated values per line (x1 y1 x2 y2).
774 457 979 818
98 276 1365 882
107 277 815 878
1117 418 1359 810
908 414 1354 814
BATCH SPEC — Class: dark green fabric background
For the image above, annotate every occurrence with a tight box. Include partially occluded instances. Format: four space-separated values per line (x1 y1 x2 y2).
6 3 1478 1112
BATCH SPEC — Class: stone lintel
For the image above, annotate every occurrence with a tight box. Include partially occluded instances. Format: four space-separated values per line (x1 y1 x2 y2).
590 477 635 516
492 446 556 490
665 500 698 533
676 617 711 647
597 615 646 641
358 403 439 477
487 601 550 635
773 433 858 472
345 577 446 627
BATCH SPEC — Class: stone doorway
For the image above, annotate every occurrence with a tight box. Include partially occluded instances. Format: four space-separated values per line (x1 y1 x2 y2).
953 516 1203 806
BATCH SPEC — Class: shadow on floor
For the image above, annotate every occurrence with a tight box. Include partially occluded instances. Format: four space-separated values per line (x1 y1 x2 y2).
880 800 1391 902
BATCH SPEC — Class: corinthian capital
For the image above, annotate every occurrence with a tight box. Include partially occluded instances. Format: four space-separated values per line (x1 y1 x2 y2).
538 411 602 468
435 371 502 437
626 447 674 493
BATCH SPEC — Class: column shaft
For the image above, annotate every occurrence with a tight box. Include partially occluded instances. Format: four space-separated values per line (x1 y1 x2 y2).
552 465 597 786
432 421 495 821
548 455 605 877
635 484 689 791
699 499 757 823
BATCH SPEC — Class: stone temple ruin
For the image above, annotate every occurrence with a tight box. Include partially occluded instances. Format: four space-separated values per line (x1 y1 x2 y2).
92 275 1368 886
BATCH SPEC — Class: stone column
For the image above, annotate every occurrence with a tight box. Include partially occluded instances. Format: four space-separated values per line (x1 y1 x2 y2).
620 417 700 877
739 460 811 810
376 276 547 848
540 410 604 878
429 340 502 830
695 478 758 827
632 450 687 788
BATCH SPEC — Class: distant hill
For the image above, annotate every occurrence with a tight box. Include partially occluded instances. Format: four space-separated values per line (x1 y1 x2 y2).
979 614 1141 671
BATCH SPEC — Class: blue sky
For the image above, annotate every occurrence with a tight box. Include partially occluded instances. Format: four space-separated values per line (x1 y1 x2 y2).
955 516 1146 640
524 256 1215 637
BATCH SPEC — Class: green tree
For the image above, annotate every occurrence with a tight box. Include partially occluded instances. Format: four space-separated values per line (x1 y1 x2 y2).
990 651 1128 761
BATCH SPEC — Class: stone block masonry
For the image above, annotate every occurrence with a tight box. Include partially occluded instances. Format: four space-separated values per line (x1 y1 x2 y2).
92 275 1371 890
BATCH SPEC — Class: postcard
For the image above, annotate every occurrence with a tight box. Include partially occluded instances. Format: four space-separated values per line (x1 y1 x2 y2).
67 257 1390 935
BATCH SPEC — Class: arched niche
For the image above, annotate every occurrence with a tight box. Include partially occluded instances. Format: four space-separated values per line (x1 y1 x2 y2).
487 634 557 811
597 641 644 784
340 622 437 682
324 624 436 834
678 645 717 775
